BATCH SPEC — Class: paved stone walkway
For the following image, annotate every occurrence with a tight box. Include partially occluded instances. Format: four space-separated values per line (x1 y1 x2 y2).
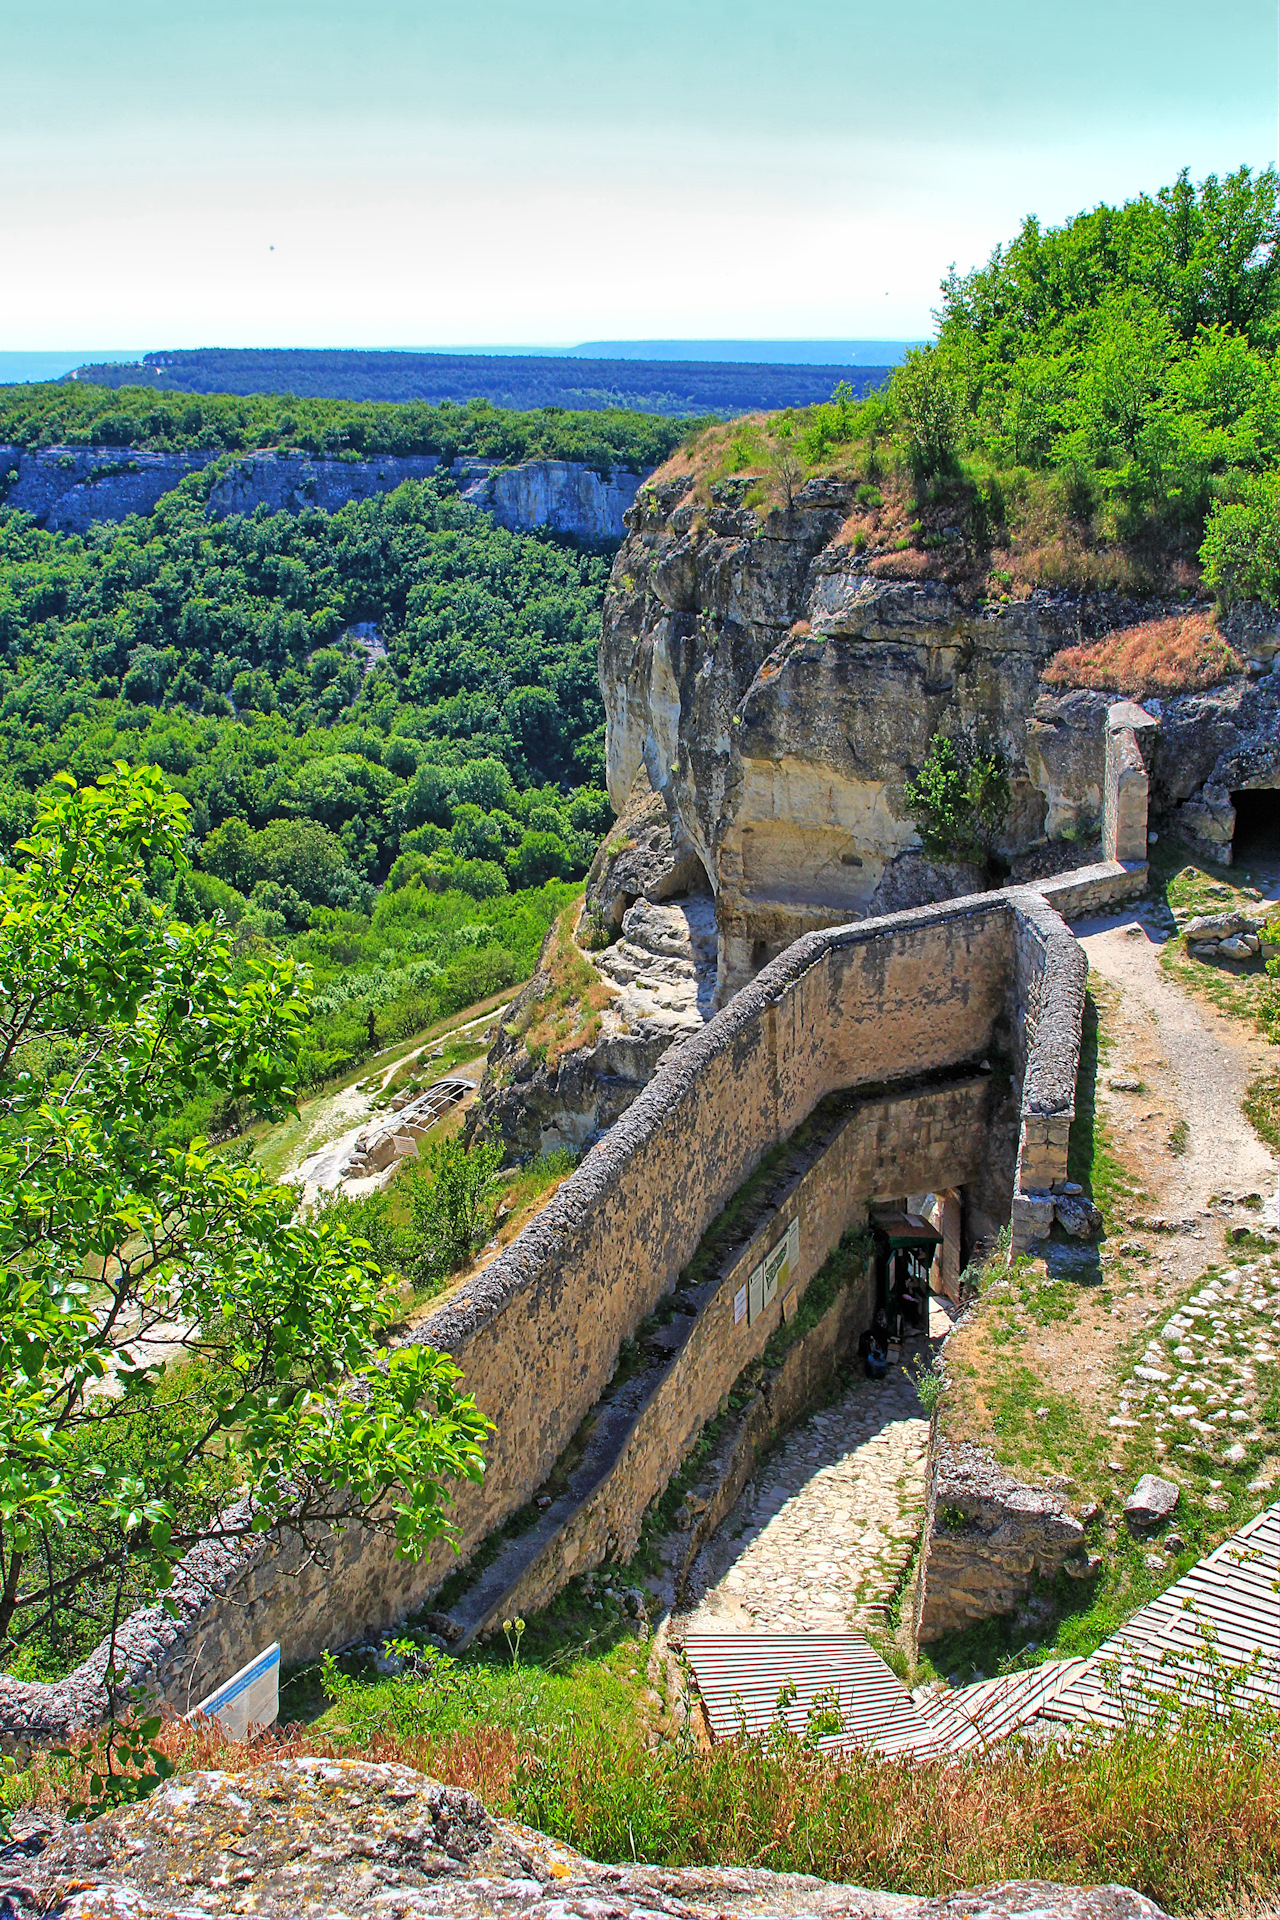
679 1339 935 1634
1112 1252 1280 1496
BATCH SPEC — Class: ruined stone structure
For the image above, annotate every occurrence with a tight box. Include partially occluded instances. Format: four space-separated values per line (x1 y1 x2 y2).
0 836 1146 1742
912 1441 1091 1644
0 445 643 544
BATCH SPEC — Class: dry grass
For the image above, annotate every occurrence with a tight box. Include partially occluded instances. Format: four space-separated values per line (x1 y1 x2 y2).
1044 612 1245 696
512 907 614 1070
647 420 1212 609
20 1707 1280 1916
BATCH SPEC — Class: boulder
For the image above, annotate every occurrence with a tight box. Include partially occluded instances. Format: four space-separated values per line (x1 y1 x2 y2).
1123 1473 1180 1532
1182 910 1260 940
1054 1194 1104 1238
1219 933 1260 960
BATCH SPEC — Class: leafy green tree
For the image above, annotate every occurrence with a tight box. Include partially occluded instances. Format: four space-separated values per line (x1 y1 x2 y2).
0 766 488 1748
450 803 506 864
891 347 963 481
904 736 1011 871
409 1137 505 1277
1200 472 1280 605
507 829 573 889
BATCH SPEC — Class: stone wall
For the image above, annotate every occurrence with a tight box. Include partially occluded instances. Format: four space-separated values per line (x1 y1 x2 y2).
0 882 1127 1745
913 1440 1089 1643
452 1070 994 1636
0 445 643 544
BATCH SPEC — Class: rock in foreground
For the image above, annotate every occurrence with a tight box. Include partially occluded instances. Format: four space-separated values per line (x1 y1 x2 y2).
14 1756 1171 1920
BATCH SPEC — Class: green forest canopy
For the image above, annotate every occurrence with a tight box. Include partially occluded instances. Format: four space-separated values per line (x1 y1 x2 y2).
0 467 616 1096
683 166 1280 604
0 385 690 473
899 165 1280 596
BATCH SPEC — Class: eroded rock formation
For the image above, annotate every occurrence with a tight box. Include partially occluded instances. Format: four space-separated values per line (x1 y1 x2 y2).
603 477 1106 995
600 474 1280 994
472 775 719 1158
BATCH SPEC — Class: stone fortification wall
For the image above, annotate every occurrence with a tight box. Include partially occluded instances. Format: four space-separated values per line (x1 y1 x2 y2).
451 1070 995 1638
0 882 1122 1745
0 446 642 543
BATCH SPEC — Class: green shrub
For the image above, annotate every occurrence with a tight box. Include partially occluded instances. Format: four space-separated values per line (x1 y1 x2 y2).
904 735 1011 869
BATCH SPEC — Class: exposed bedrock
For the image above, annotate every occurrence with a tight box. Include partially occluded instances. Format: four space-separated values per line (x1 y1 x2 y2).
19 1757 1172 1920
602 477 1280 991
605 480 1113 995
0 444 642 544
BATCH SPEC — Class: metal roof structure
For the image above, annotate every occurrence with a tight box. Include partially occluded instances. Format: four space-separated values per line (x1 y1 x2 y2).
1042 1501 1279 1730
680 1504 1279 1761
870 1210 943 1249
679 1632 941 1756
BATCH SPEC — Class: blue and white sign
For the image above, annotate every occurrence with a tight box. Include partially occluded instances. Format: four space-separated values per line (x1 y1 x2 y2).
189 1642 280 1740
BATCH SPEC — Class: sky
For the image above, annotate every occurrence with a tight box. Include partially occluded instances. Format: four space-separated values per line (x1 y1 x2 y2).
3 0 1278 351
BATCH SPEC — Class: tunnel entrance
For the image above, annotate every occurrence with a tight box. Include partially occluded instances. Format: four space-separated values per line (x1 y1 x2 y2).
1231 789 1280 874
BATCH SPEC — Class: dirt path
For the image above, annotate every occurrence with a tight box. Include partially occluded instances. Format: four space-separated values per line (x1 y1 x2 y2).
1078 906 1277 1221
285 1001 511 1205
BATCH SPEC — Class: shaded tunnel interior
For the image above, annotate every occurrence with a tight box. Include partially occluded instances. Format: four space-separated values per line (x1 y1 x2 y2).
1231 789 1280 869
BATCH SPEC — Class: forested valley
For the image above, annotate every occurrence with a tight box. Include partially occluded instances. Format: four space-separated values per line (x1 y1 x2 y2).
0 465 620 1129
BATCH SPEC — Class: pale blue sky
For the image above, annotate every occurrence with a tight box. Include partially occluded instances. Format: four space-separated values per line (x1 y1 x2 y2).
3 0 1276 348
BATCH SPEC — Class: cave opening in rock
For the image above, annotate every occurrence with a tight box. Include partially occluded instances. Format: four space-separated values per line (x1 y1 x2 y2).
1230 789 1280 871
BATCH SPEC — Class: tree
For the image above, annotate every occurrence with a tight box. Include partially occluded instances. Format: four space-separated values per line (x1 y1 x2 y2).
771 417 804 509
903 735 1011 872
0 765 488 1790
891 347 963 482
409 1137 505 1277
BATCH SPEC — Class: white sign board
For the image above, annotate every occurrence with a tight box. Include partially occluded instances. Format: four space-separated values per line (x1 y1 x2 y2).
190 1642 280 1740
747 1261 765 1324
734 1284 748 1325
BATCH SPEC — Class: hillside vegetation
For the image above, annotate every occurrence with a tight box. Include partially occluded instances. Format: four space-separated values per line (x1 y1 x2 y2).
664 165 1280 620
0 386 688 471
43 348 890 420
0 467 616 1101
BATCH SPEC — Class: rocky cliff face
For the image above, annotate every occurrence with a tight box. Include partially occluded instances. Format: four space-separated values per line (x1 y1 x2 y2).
470 779 719 1159
602 477 1083 996
601 474 1280 994
0 445 643 544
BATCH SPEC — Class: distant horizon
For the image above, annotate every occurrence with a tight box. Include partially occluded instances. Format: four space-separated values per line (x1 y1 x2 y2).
0 341 921 388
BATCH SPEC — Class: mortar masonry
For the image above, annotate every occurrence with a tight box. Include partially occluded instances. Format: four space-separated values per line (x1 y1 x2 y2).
0 858 1144 1743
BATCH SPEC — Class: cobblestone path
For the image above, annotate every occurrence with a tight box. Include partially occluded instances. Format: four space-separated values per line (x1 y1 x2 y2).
1115 1254 1280 1495
679 1343 934 1634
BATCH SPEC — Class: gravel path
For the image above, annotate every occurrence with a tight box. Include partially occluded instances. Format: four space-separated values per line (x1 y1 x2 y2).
1077 903 1277 1217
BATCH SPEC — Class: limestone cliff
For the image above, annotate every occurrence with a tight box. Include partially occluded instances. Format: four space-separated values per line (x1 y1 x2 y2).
0 445 643 544
602 476 1085 995
601 473 1280 994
